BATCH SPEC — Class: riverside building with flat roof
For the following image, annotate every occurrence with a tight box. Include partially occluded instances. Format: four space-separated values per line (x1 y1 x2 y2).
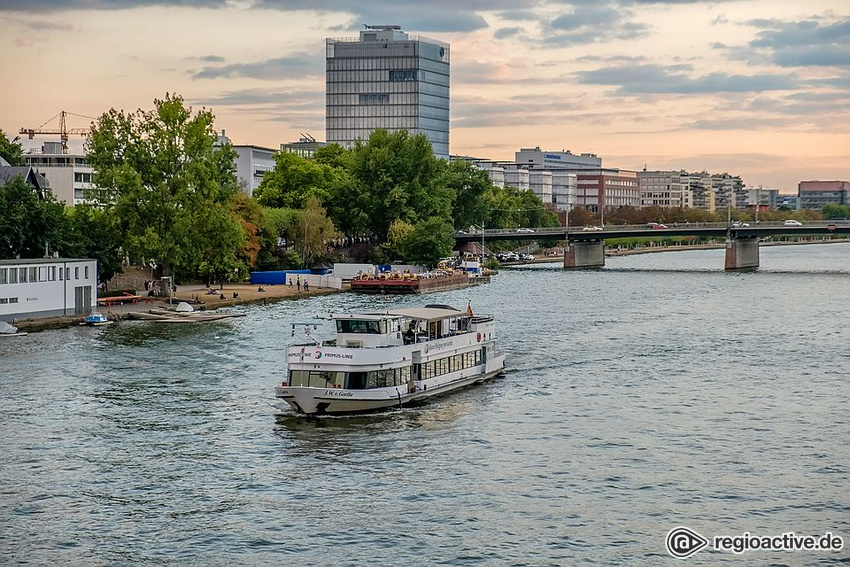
0 258 97 322
326 25 450 159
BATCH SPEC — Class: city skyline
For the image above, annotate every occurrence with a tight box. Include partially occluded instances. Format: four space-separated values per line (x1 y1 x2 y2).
0 0 847 192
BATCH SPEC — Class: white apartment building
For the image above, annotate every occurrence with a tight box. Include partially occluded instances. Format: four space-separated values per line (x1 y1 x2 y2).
23 141 95 205
529 170 552 205
503 168 530 191
0 258 97 322
233 145 276 196
551 171 577 212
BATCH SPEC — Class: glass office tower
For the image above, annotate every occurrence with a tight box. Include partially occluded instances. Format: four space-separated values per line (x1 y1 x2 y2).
326 25 450 159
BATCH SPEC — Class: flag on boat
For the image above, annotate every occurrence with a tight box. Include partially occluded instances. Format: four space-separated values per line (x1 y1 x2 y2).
467 301 473 316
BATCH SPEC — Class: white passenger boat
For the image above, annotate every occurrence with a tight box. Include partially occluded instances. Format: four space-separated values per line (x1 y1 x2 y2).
275 304 506 416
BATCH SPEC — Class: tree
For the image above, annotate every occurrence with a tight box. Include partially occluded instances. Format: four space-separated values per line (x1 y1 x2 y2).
253 151 337 209
0 176 67 259
63 204 123 284
291 196 338 268
191 204 246 288
344 129 451 242
401 217 455 269
86 93 239 279
442 159 491 230
0 129 24 166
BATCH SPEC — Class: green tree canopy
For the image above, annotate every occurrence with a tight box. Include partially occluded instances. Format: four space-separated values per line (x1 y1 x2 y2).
0 176 67 259
253 152 339 209
86 93 240 278
0 129 24 166
291 196 338 268
401 217 455 269
62 204 123 284
442 159 491 230
342 129 451 242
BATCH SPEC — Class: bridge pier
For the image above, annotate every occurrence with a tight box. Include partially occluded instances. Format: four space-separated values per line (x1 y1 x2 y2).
564 240 605 269
725 236 759 270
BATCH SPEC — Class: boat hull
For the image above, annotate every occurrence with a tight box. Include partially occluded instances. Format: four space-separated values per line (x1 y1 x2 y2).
276 356 505 416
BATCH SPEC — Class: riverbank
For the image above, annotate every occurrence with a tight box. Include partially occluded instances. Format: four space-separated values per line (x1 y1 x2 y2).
13 283 341 332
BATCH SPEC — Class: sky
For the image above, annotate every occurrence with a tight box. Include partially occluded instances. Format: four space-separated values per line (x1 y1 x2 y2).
1 0 848 193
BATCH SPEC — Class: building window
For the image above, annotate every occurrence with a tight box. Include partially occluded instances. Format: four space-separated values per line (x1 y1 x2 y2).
359 93 390 105
389 69 416 81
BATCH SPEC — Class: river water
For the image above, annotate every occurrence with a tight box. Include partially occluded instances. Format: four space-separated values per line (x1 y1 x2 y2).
1 243 848 566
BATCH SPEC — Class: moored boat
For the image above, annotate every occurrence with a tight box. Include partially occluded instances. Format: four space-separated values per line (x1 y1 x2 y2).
275 304 506 415
83 312 112 326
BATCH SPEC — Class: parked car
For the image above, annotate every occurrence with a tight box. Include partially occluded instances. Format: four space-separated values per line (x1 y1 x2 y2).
455 230 467 235
731 221 750 227
582 225 603 231
783 219 803 226
516 228 535 233
646 222 667 229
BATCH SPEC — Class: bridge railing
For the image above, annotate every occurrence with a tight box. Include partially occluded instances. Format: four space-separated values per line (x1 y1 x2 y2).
464 221 837 237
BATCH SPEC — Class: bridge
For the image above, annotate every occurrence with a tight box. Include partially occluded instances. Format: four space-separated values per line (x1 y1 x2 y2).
453 221 850 270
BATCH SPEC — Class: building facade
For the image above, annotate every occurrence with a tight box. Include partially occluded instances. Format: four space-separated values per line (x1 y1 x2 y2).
515 147 602 170
23 141 94 205
638 170 691 208
798 180 850 210
233 145 276 196
326 25 450 159
575 169 640 213
0 258 97 322
281 135 327 160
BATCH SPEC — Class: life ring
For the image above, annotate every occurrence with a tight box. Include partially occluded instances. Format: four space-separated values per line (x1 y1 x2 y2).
477 332 482 342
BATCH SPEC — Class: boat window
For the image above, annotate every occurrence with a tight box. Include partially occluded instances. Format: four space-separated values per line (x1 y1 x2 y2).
336 319 383 334
288 370 344 388
347 372 368 389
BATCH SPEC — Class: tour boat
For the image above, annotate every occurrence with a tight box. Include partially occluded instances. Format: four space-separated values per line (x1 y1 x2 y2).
275 304 506 415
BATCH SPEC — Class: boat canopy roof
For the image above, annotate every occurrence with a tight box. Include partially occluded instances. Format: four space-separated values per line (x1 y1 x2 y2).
330 306 465 324
382 306 464 323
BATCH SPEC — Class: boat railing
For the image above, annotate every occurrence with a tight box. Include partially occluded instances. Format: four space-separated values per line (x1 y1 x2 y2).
470 315 494 324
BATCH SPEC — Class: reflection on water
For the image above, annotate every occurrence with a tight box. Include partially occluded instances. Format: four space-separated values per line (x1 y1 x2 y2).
1 243 849 566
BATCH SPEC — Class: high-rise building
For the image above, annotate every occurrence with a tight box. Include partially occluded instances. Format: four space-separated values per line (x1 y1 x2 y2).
326 25 450 159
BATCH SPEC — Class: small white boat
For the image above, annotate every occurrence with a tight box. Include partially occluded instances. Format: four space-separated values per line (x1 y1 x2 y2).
275 304 506 416
84 312 112 326
0 320 27 337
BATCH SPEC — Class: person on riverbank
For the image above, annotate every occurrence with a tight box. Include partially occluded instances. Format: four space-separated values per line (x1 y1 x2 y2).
296 276 301 292
304 280 309 292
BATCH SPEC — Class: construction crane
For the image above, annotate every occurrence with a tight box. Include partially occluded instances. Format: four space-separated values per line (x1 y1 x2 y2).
20 110 94 154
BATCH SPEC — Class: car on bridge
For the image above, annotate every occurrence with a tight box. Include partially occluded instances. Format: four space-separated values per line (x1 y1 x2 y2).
516 228 536 233
783 219 803 226
582 225 603 231
646 222 667 229
731 221 750 227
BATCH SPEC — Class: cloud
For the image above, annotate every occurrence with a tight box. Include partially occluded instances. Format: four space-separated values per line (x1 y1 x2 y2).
494 27 523 39
251 0 502 32
195 88 324 108
542 5 651 46
186 55 227 63
722 15 850 69
0 0 227 10
576 64 798 94
191 54 322 80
